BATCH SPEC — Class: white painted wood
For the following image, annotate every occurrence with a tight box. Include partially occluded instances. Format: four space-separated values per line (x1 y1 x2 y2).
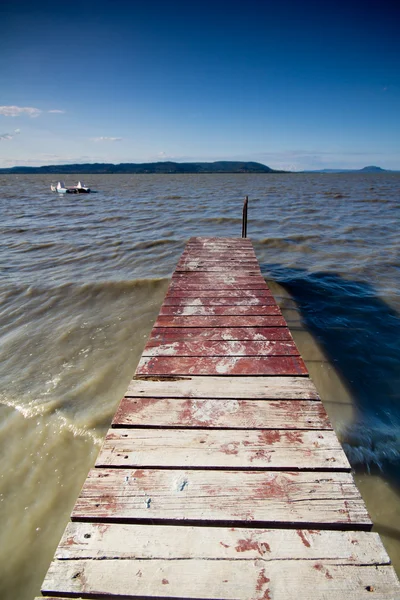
96 428 350 470
56 523 390 562
43 559 400 599
112 397 331 430
72 468 371 527
126 375 320 400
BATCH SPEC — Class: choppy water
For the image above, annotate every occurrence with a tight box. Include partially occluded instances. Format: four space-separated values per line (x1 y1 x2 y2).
1 173 399 599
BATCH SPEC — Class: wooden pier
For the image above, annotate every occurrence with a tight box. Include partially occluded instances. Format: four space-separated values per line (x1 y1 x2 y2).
40 237 400 599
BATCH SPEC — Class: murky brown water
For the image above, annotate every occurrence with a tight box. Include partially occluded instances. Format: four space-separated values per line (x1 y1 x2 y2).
0 173 399 599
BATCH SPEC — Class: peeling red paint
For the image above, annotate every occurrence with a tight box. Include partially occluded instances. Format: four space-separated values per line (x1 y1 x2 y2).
314 563 333 580
162 578 169 585
285 431 304 444
236 538 271 555
97 524 110 535
255 472 297 500
296 530 311 548
259 430 281 445
64 536 76 547
249 449 271 463
221 442 239 456
220 541 230 548
255 568 271 600
133 469 146 479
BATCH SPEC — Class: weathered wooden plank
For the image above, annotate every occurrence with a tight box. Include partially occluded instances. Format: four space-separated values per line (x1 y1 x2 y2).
187 237 253 244
171 274 268 285
179 254 259 261
148 327 294 342
41 559 400 600
112 398 330 429
166 289 273 298
176 267 262 273
177 261 261 269
163 295 277 305
126 375 320 399
71 468 371 528
136 355 308 376
96 429 350 470
56 523 389 562
154 315 286 327
179 255 258 262
143 340 299 357
159 305 281 316
167 287 270 296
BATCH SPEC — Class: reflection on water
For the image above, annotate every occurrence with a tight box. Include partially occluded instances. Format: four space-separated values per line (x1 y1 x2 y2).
0 172 399 598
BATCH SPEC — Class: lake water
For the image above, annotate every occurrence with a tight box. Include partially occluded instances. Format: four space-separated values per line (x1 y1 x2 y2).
1 172 399 599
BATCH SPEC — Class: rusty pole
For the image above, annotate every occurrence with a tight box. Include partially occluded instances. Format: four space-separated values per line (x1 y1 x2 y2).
242 196 248 238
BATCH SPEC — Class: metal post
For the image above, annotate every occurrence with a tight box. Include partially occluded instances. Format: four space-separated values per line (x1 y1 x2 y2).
242 196 248 238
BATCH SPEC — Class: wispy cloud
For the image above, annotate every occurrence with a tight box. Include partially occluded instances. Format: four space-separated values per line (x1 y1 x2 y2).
0 106 41 118
0 128 21 141
91 136 122 142
0 105 65 117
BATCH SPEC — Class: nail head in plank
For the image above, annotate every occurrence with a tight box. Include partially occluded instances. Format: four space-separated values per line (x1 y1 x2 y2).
41 559 400 600
56 523 390 562
71 468 371 528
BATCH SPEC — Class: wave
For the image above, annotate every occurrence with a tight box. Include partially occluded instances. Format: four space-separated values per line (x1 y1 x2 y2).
340 422 400 471
13 276 170 297
132 238 180 250
203 217 242 224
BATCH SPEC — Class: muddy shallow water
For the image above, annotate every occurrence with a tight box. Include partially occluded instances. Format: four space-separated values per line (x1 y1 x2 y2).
0 172 399 599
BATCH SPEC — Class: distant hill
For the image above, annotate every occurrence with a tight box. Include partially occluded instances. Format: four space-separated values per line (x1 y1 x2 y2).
359 166 386 172
0 161 282 174
305 165 388 173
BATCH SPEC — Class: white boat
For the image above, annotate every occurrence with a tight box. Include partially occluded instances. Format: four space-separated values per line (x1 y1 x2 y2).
51 181 91 194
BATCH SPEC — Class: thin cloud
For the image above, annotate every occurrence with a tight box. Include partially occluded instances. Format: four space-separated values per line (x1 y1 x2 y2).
91 136 122 142
0 106 41 118
0 106 65 117
0 129 21 141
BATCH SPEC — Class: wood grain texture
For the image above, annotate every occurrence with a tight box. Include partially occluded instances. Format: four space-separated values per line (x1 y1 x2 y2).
71 468 371 528
39 237 400 600
171 274 268 286
96 428 350 470
56 523 389 561
163 295 277 305
112 398 331 429
148 327 294 343
126 375 320 399
41 559 400 599
159 305 282 316
142 340 300 357
165 289 273 297
136 355 308 376
154 315 287 327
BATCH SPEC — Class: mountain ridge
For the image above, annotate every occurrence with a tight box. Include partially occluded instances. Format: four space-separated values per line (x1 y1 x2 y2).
0 161 282 174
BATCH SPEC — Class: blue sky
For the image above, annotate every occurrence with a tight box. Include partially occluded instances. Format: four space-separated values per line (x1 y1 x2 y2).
1 0 399 170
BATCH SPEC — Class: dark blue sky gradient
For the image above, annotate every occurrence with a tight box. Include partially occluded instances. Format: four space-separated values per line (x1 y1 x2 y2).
1 0 399 169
